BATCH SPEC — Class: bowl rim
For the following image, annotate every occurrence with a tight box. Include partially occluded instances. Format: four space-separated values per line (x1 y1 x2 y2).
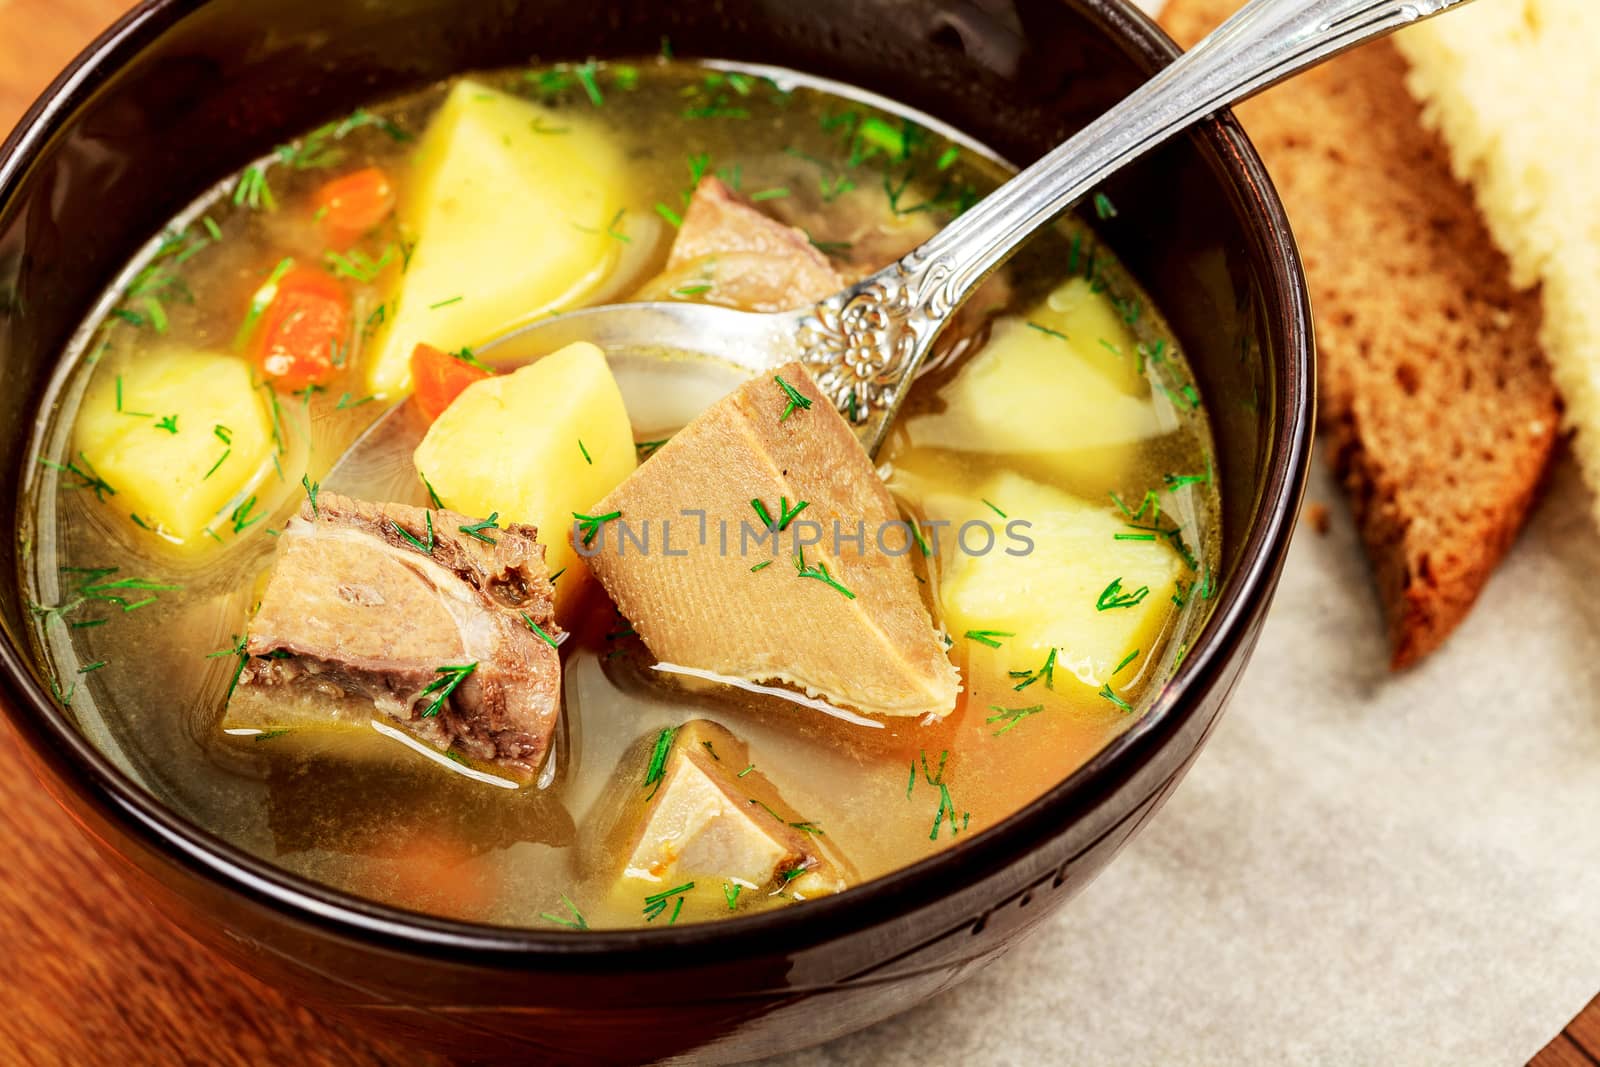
0 0 1313 970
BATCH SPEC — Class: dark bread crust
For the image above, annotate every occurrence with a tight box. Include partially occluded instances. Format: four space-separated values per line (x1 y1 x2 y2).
1163 0 1560 667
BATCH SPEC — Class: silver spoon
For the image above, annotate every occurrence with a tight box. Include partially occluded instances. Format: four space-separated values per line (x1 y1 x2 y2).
335 0 1474 484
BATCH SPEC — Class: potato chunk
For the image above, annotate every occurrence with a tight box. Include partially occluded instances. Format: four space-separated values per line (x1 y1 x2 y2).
412 342 635 618
366 80 629 396
74 350 273 545
927 471 1184 696
903 277 1162 492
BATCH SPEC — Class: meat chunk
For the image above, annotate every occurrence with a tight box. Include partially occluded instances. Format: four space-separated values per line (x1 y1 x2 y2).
225 493 563 782
638 177 844 312
580 362 960 718
609 721 851 899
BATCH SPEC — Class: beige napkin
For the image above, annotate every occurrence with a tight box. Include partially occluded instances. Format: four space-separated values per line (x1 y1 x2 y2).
774 456 1600 1065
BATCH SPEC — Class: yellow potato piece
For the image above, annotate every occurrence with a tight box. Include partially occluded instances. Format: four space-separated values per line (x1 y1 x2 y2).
903 278 1162 491
926 471 1184 696
74 350 274 546
413 342 636 618
367 80 628 396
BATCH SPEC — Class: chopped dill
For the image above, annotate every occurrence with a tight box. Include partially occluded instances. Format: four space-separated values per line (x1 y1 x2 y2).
202 449 231 481
38 452 115 501
429 295 464 309
232 165 276 211
986 703 1044 736
749 561 772 573
635 438 670 459
458 512 501 545
391 511 434 555
1096 577 1150 611
575 60 604 106
981 498 1007 519
1098 683 1134 714
1026 321 1070 342
573 509 621 547
418 663 478 718
643 726 679 799
1113 649 1141 676
643 881 694 923
420 472 445 510
1010 648 1057 691
578 439 592 465
1093 191 1118 219
654 202 684 228
723 884 742 910
737 764 755 778
153 414 179 434
301 474 320 517
541 893 588 931
324 245 395 283
773 374 812 422
963 629 1014 648
521 612 559 648
794 548 855 600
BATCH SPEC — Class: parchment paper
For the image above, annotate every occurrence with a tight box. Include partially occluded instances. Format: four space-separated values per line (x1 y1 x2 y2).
770 450 1600 1065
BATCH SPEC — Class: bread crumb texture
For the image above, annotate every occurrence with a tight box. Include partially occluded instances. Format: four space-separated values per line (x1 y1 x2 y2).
1397 0 1600 517
1163 0 1559 668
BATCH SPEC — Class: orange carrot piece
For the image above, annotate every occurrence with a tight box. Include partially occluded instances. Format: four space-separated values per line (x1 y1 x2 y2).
412 343 493 422
315 166 396 249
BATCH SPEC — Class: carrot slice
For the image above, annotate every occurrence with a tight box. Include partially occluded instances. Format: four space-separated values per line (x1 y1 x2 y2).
315 166 397 249
251 267 350 391
412 343 493 422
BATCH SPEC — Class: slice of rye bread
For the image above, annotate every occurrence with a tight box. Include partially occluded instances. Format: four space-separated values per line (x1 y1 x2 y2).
1161 0 1560 668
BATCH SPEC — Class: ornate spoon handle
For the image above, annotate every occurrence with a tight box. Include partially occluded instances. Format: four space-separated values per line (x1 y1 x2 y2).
798 0 1478 452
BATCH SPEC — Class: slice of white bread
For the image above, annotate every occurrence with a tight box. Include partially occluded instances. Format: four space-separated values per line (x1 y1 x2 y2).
1161 0 1560 667
1397 2 1600 524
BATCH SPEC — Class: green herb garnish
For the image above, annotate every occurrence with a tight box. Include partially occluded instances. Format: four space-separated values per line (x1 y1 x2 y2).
1026 321 1070 342
573 509 621 547
540 893 589 931
1098 683 1133 714
521 612 559 648
458 512 500 545
391 511 434 555
643 726 679 799
963 629 1014 648
233 165 276 211
986 703 1044 736
1010 648 1057 691
420 472 445 510
774 374 812 422
794 548 855 600
1096 577 1150 611
418 663 478 718
643 882 694 923
301 474 320 517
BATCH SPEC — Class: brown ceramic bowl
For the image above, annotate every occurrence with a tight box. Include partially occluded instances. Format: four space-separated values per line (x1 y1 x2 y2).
0 0 1312 1062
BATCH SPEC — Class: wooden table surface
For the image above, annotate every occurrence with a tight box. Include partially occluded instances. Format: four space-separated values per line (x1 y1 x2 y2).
0 2 1594 1065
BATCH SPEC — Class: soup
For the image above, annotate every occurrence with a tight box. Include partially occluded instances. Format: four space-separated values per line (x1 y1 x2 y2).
22 58 1218 929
